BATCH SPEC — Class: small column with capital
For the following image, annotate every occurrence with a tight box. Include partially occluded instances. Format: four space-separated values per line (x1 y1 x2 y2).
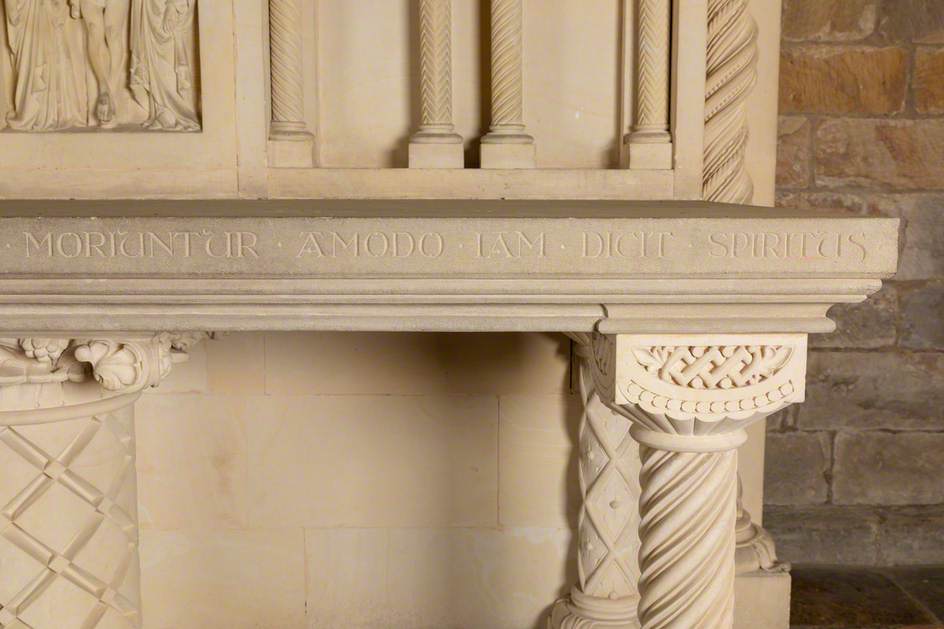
622 0 673 169
480 0 535 168
409 0 464 168
268 0 315 168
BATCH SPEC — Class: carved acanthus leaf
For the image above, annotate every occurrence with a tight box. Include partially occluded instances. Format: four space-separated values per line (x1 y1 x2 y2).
0 333 209 393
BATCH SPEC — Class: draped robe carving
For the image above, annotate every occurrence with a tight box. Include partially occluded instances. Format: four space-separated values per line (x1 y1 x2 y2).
0 0 200 131
3 0 85 131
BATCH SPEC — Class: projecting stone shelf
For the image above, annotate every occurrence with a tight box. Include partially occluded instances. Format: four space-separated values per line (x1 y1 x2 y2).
0 199 898 629
0 200 898 334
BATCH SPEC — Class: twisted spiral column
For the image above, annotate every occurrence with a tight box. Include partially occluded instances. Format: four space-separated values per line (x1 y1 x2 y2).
269 0 315 166
585 333 808 629
481 0 534 167
409 0 463 168
703 0 758 202
635 433 741 628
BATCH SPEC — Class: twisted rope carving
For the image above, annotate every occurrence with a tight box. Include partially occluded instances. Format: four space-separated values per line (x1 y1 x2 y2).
704 0 758 203
418 0 454 129
489 0 524 129
633 0 671 138
637 446 737 628
269 0 306 127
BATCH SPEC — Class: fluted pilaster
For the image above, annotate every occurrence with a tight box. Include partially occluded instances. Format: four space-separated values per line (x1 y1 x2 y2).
703 0 758 202
481 0 534 168
625 0 673 170
268 0 315 167
409 0 464 168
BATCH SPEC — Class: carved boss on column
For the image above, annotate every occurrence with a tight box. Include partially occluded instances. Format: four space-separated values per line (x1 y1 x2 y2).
584 334 805 629
0 334 205 629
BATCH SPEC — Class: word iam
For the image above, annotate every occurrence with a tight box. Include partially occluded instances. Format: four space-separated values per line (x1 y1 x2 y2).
24 231 259 258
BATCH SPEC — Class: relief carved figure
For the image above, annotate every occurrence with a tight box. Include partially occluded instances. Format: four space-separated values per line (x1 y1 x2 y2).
0 0 199 131
4 0 85 130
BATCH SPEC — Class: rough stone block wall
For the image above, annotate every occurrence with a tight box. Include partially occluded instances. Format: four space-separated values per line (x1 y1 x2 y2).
766 0 944 566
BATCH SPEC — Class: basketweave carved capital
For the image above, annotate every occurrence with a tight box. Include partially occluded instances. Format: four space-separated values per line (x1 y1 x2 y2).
0 333 210 393
588 333 807 442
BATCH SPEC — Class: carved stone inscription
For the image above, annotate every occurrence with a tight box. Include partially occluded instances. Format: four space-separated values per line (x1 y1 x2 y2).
0 216 898 276
0 0 200 132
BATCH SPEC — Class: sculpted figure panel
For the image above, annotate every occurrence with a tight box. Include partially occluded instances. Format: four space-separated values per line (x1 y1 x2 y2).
0 0 199 131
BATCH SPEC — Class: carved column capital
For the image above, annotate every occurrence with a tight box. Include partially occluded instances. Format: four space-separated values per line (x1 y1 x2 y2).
0 333 209 402
585 333 806 629
588 333 806 434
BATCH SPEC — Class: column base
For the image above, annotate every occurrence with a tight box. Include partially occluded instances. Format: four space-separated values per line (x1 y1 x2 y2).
408 138 464 169
548 590 639 629
268 131 315 168
734 570 791 629
480 130 535 169
621 140 673 170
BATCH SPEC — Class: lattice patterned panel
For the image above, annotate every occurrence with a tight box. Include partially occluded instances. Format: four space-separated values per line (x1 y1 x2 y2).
577 383 641 599
0 407 140 629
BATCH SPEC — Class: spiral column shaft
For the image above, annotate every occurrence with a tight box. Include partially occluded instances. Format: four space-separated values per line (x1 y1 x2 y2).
269 0 307 133
637 445 738 629
480 0 534 167
268 0 315 167
703 0 758 202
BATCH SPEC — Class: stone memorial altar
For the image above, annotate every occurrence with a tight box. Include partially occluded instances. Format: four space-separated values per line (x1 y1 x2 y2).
0 2 900 628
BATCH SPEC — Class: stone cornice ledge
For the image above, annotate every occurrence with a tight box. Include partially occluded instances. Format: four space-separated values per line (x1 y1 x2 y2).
0 200 899 334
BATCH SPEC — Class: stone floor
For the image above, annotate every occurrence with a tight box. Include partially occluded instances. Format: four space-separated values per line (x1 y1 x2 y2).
791 565 944 629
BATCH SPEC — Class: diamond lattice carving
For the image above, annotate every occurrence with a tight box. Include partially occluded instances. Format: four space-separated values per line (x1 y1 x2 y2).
0 410 139 629
576 388 640 600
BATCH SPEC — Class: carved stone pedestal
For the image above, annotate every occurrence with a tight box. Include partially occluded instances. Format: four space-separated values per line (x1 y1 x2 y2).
0 335 202 629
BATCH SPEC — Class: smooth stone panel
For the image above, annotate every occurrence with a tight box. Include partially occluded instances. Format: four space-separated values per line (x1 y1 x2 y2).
498 394 581 528
136 394 249 530
264 332 570 396
305 527 573 629
140 529 307 629
246 395 499 528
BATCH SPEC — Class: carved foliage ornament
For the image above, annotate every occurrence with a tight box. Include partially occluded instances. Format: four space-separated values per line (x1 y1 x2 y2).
0 333 208 391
